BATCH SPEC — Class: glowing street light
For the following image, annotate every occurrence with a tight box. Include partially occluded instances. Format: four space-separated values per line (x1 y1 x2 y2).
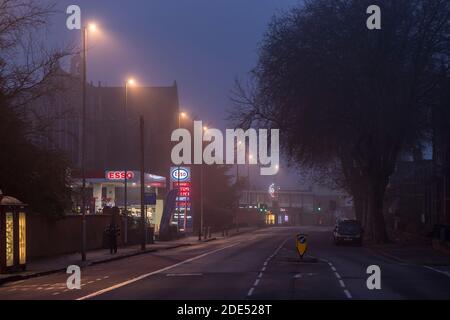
88 23 97 32
123 77 137 245
80 21 100 262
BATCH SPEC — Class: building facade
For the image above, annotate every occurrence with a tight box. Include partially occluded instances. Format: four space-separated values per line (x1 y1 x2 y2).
34 56 179 187
239 187 353 226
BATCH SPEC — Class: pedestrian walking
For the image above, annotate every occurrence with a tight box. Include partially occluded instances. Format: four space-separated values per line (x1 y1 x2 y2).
105 207 121 254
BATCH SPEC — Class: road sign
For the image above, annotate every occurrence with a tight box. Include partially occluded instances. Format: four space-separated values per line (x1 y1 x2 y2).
296 234 308 258
144 192 157 205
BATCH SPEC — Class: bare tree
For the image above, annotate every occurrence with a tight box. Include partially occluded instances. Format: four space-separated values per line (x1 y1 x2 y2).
0 0 76 216
1 0 76 138
230 0 450 243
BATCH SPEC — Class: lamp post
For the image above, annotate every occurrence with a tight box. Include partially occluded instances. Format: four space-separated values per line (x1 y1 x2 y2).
81 23 97 262
123 78 135 245
178 112 187 233
198 125 208 241
235 140 242 232
248 154 253 208
140 115 146 251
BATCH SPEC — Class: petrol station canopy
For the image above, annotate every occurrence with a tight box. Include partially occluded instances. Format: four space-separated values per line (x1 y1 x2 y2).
71 170 166 188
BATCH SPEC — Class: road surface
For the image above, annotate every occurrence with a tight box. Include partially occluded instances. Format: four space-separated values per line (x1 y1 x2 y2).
0 226 449 300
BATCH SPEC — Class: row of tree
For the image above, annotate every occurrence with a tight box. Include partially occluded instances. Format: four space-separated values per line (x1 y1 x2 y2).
231 0 450 243
0 0 74 217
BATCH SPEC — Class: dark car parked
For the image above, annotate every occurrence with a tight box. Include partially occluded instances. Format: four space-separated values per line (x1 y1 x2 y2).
333 219 363 246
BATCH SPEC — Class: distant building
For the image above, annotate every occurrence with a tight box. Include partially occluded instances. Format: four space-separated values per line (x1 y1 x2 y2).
239 187 353 226
33 55 179 184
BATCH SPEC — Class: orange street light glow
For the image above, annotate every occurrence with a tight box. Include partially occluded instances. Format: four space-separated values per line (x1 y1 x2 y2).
88 23 97 32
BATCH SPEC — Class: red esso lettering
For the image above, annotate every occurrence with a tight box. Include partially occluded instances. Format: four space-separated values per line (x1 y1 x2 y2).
126 172 134 179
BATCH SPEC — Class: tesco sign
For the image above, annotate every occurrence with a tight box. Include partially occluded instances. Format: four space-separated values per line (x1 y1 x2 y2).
171 168 190 182
106 171 134 180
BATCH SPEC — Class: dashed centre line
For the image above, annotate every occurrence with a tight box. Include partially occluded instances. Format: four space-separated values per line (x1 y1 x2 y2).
247 237 289 298
326 261 352 299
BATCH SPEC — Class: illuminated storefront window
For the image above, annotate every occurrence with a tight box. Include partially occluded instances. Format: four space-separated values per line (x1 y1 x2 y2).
19 212 26 265
266 213 275 225
5 212 14 267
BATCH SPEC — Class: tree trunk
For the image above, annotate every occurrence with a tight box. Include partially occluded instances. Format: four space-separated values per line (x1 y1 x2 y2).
367 178 389 243
353 194 364 222
353 192 368 223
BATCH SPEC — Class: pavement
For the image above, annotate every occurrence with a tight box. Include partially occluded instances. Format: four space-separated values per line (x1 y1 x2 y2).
0 226 449 300
0 227 254 285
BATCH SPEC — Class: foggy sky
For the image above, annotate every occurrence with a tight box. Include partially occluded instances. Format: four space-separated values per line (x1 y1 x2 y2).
51 0 304 189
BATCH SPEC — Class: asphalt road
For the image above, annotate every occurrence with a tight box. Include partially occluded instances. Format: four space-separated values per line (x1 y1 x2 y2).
0 226 449 300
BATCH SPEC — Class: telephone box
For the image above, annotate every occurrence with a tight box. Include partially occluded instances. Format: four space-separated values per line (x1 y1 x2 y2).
0 194 27 273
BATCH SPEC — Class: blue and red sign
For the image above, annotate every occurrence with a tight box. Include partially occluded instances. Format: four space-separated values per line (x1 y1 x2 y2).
171 167 190 182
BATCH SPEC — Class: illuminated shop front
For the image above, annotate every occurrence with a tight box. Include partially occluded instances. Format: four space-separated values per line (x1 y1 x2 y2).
0 194 27 273
265 212 276 225
72 170 166 231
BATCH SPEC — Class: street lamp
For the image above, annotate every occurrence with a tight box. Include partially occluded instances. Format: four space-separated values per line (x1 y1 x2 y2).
235 140 243 232
122 79 147 250
199 125 208 241
81 22 98 262
178 112 188 233
123 77 136 245
248 154 253 206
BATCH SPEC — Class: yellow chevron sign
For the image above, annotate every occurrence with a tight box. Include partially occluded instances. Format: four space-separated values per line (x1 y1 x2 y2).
296 234 308 258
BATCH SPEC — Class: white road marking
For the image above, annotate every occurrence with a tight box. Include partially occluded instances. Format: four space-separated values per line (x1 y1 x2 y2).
294 274 302 279
424 266 450 278
166 273 203 277
77 241 242 300
344 289 352 299
52 292 60 296
245 237 290 299
327 260 352 299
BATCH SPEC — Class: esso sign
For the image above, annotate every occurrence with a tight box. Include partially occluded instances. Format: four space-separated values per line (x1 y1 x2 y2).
171 168 189 181
106 171 134 180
